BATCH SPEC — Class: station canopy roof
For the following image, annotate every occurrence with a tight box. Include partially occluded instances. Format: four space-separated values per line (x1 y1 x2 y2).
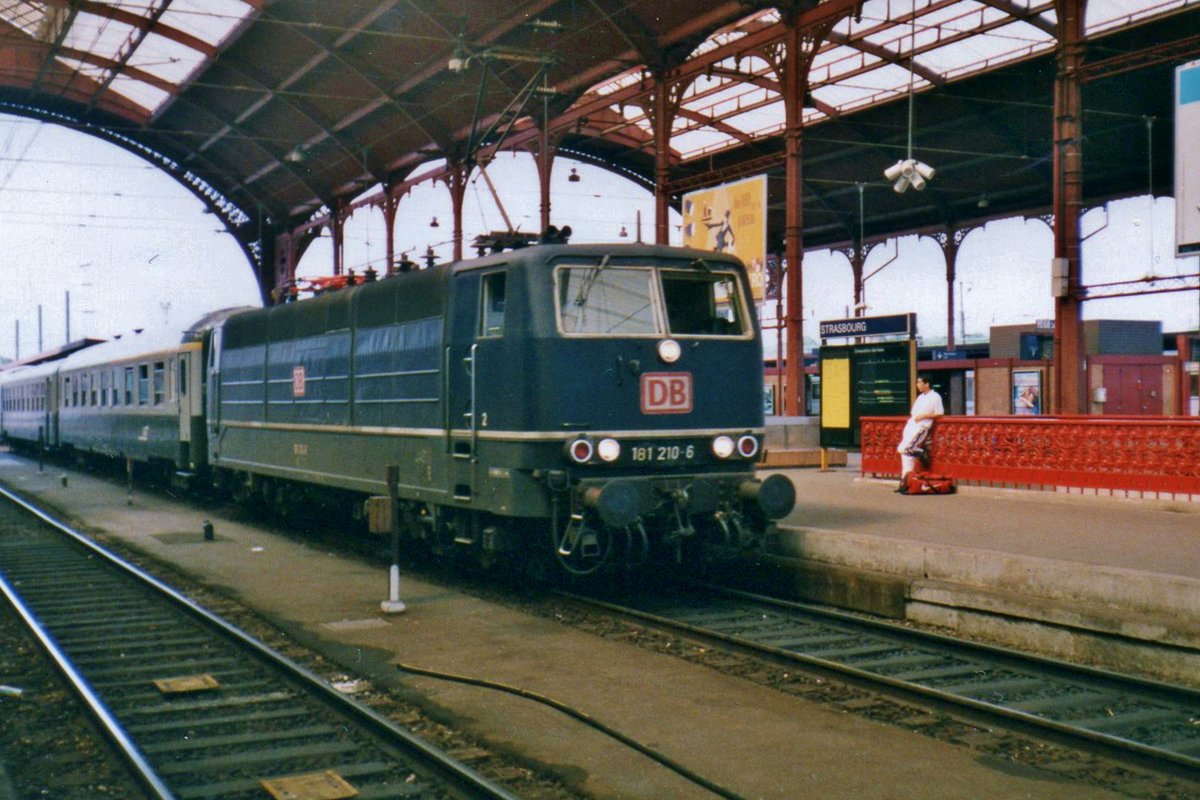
1 0 1198 251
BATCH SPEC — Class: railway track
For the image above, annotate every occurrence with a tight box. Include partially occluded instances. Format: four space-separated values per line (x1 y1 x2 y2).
0 486 521 800
565 582 1200 777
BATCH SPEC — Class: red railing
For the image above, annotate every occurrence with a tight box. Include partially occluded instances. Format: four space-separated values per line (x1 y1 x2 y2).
860 416 1200 497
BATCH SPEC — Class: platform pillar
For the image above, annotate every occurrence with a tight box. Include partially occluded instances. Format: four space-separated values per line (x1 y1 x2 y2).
650 73 677 246
1051 0 1088 414
383 190 398 274
330 200 347 277
448 159 468 262
536 123 556 233
776 17 833 415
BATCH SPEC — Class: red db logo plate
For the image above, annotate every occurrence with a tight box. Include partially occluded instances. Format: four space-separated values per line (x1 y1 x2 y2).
640 372 693 414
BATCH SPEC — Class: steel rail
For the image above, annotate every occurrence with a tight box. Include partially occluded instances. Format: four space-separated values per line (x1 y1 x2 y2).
561 582 1200 774
0 569 177 799
0 484 522 800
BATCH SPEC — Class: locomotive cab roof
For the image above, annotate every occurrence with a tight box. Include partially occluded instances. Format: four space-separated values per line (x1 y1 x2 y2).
448 242 747 274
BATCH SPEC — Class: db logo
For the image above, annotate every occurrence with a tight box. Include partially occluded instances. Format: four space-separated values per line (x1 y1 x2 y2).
640 372 693 414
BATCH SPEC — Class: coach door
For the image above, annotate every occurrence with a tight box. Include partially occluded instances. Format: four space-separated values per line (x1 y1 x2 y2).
206 325 223 450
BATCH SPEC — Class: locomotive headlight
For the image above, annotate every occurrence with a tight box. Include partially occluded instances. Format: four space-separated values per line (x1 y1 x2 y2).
567 438 594 463
597 437 621 462
657 338 682 364
737 435 760 459
711 435 735 459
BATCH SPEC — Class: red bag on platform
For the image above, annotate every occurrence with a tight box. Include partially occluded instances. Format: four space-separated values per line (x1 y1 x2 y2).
905 472 957 495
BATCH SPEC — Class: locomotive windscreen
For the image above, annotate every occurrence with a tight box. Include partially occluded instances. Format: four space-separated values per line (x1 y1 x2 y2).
556 264 748 337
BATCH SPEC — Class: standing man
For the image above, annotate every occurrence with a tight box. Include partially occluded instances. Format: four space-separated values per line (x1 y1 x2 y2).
896 373 944 493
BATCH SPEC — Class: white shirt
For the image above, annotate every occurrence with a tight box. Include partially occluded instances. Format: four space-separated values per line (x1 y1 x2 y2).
909 389 944 430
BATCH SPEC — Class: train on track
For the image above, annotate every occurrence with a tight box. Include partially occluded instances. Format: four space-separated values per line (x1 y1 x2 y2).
0 240 794 576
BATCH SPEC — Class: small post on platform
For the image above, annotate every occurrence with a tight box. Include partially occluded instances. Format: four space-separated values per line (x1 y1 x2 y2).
126 457 134 505
820 447 830 472
36 427 44 473
380 464 406 614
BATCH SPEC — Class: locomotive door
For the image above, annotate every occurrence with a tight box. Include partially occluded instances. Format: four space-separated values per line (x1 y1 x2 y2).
447 271 483 502
446 268 507 503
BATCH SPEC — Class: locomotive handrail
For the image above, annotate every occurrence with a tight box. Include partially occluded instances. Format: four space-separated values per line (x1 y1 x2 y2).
469 342 479 493
443 345 452 453
860 415 1200 497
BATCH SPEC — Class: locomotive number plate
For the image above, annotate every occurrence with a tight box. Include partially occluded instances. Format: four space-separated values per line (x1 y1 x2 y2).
640 372 692 414
629 442 698 464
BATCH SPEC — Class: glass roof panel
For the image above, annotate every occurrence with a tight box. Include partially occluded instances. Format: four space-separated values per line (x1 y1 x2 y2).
620 105 653 137
685 83 775 122
127 33 207 84
0 2 46 38
682 73 730 102
163 0 256 46
16 1 257 118
922 21 1051 78
592 69 644 98
63 11 135 61
108 74 170 114
1087 0 1197 34
722 102 786 138
811 45 883 86
672 128 738 158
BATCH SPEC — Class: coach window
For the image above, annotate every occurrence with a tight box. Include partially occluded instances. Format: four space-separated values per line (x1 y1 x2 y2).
124 366 134 405
178 355 188 397
91 371 99 405
153 362 166 405
138 364 150 405
480 271 506 336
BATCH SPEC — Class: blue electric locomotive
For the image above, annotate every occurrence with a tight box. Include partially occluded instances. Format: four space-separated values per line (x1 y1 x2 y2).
206 241 793 575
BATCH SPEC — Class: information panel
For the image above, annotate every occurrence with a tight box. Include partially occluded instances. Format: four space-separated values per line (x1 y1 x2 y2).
819 340 915 448
1177 60 1200 255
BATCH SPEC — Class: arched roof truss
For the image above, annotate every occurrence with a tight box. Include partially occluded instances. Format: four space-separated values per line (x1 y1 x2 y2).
0 0 1197 259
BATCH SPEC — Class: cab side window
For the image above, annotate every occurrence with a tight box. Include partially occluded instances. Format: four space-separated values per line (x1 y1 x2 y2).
480 271 506 337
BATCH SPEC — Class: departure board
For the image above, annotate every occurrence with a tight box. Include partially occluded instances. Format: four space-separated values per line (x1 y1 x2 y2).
819 340 914 447
854 343 912 417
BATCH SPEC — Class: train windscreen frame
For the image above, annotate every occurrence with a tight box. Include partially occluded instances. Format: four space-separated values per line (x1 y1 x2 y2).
554 263 750 338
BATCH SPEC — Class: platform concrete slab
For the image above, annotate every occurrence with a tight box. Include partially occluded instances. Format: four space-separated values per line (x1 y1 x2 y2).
760 465 1200 682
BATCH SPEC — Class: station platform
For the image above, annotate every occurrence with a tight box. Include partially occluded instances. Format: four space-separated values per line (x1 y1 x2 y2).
755 456 1200 686
0 451 1194 798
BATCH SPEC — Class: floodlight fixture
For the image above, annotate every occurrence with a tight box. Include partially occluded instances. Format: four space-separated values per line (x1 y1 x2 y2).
885 158 935 193
448 43 469 72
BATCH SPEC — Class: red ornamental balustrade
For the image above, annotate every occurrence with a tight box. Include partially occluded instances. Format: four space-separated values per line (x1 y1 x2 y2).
860 416 1200 497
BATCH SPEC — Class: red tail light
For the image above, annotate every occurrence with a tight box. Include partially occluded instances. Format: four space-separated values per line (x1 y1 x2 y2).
567 438 594 463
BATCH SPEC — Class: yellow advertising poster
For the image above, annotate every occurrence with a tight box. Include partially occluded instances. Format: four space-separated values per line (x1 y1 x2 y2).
820 356 851 429
682 174 767 300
